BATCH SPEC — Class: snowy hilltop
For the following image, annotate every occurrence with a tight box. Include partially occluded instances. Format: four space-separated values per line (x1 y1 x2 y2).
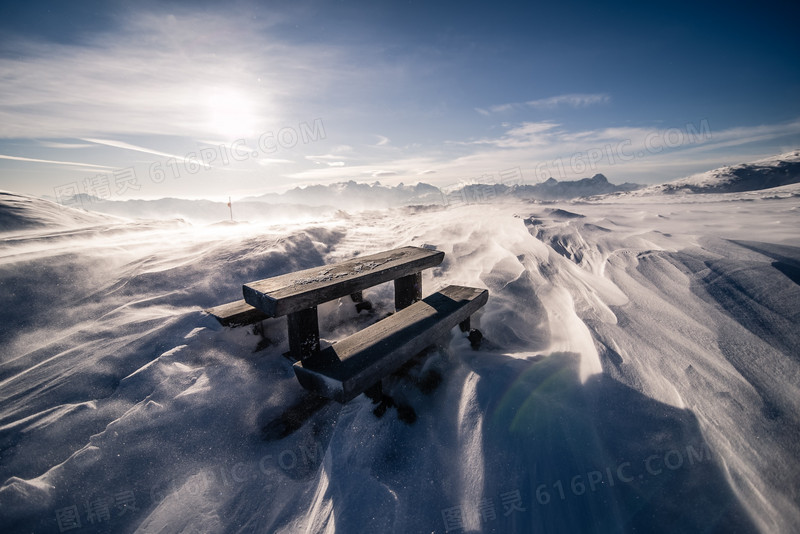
0 190 121 232
629 150 800 195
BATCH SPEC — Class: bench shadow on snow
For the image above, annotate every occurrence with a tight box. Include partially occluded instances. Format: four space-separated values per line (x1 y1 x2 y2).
456 349 758 534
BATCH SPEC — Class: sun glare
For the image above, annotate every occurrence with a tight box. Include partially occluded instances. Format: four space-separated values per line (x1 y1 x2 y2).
205 88 258 139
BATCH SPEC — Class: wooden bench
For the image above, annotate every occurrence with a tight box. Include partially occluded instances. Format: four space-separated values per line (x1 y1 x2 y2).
206 246 442 326
206 245 488 408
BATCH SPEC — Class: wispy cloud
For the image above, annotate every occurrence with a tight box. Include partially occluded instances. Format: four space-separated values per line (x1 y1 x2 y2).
306 155 348 167
258 158 294 166
680 119 800 153
286 155 441 184
371 170 397 177
306 147 354 167
526 93 610 109
306 154 350 161
287 117 800 187
464 121 561 148
0 154 114 170
83 138 196 163
476 93 610 115
36 141 95 149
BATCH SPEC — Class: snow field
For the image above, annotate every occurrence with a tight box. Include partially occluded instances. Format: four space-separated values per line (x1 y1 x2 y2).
0 186 798 532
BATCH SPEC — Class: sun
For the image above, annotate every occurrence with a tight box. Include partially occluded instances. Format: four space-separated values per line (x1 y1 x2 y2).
205 88 258 139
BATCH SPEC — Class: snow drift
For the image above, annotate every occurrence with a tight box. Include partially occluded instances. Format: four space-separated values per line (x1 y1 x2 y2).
0 179 799 533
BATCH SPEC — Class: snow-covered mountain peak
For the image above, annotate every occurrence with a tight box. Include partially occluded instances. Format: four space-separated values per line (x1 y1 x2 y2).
643 149 800 195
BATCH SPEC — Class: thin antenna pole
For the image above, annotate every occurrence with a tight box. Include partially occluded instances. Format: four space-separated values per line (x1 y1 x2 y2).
228 196 233 221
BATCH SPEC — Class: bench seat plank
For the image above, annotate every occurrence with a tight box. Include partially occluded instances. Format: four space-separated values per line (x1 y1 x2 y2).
243 246 444 317
293 285 488 403
205 299 268 327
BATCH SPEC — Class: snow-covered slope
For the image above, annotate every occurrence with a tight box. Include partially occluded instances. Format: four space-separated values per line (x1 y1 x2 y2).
0 190 122 233
0 187 798 533
631 150 800 195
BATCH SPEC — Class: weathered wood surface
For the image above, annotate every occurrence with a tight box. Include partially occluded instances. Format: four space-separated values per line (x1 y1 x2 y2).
204 299 268 327
293 285 488 403
394 272 422 310
205 291 371 328
287 306 320 360
243 246 444 318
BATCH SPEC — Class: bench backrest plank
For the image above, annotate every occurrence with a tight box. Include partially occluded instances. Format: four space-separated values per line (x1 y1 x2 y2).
243 246 444 317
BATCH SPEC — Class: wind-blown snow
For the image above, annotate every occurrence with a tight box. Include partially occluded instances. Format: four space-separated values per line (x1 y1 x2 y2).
0 183 798 533
0 191 121 232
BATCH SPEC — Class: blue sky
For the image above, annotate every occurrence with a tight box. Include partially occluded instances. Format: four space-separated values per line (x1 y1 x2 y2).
1 0 799 201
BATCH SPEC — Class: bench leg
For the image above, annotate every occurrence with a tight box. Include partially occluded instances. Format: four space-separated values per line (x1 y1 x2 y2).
394 272 422 310
287 307 320 361
459 317 470 332
363 380 383 403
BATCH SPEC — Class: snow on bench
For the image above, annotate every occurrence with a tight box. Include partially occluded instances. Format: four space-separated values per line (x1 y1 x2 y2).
242 246 444 316
293 285 488 403
206 246 445 358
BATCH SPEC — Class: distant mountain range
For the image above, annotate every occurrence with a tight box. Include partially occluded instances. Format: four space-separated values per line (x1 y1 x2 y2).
242 148 800 207
242 181 444 208
244 173 642 208
12 174 642 226
502 174 642 200
6 150 798 229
